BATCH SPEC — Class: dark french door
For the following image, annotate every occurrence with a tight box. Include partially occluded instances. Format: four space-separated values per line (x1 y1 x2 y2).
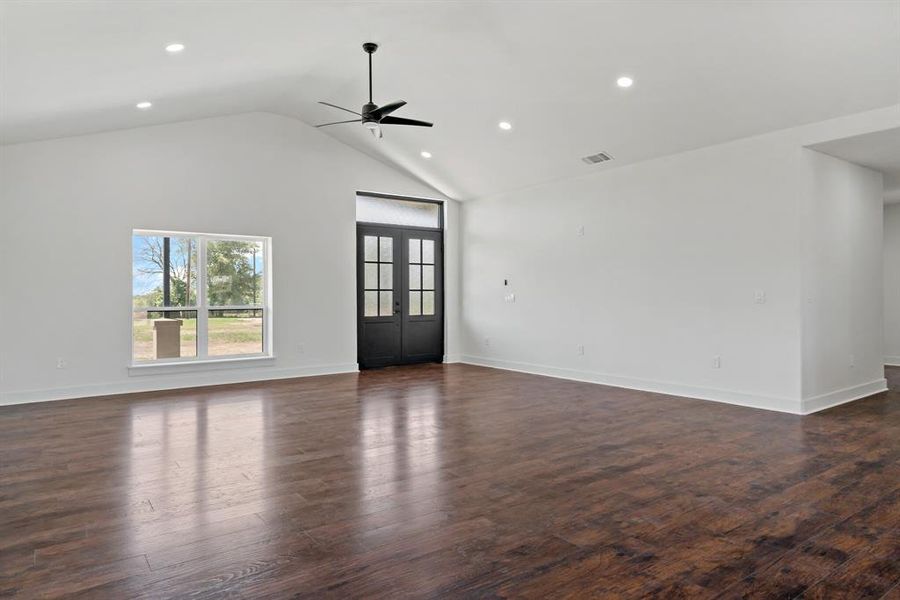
357 224 443 368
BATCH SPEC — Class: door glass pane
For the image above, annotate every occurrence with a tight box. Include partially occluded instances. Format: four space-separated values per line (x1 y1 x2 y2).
409 265 421 290
409 238 421 263
422 239 435 264
364 236 378 261
364 263 378 289
364 291 378 316
379 237 393 262
207 309 263 356
379 264 392 289
422 291 435 315
422 265 434 290
379 291 393 316
409 291 421 316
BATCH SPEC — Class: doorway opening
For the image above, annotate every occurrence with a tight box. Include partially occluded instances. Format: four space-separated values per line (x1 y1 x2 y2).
356 192 444 368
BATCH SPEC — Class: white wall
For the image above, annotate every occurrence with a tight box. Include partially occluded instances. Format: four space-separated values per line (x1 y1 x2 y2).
800 151 885 412
0 112 459 404
460 107 898 414
460 134 806 412
885 203 900 365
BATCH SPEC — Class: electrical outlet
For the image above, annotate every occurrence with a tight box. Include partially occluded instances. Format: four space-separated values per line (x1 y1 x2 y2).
577 344 585 355
712 355 721 369
484 337 491 347
297 343 305 354
754 290 766 304
56 358 68 369
849 354 855 368
504 293 516 303
577 225 585 237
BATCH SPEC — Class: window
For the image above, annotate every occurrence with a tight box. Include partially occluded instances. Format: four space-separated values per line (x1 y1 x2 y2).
132 230 270 363
356 193 442 229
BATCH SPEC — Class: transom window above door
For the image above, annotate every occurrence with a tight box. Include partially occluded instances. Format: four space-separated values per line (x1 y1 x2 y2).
356 193 442 229
131 230 271 364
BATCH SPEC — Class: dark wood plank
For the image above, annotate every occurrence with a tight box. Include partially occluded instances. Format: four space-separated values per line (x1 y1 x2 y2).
0 363 897 598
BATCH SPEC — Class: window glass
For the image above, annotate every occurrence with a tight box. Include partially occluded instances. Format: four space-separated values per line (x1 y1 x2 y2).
364 235 378 261
379 291 393 316
132 310 197 360
422 240 435 264
362 235 396 317
409 291 421 316
133 232 269 363
379 237 393 262
379 263 393 289
132 234 197 308
407 237 436 317
208 309 263 356
364 263 378 289
422 291 435 316
356 195 441 228
207 240 264 306
364 291 378 317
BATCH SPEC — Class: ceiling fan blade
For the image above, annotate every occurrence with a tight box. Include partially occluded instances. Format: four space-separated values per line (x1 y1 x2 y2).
380 116 433 127
370 100 406 120
315 119 362 128
318 101 361 116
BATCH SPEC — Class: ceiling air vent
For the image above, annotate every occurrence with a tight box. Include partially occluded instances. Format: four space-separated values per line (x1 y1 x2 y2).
581 151 614 165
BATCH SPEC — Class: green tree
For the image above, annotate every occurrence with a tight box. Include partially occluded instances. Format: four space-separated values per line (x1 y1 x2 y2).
207 241 262 306
132 289 163 309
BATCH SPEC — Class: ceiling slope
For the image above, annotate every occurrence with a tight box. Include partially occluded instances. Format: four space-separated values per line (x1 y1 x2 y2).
2 1 898 200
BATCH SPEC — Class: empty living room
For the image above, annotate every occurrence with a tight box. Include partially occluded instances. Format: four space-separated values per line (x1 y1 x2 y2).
1 1 899 598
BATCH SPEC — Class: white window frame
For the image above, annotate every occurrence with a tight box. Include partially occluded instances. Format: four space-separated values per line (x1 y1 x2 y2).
130 229 273 367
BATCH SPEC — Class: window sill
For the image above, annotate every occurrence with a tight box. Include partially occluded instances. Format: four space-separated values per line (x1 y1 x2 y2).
128 355 275 377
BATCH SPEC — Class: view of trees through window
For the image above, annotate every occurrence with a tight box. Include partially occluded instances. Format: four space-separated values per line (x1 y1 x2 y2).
206 240 264 306
133 236 197 308
132 233 267 361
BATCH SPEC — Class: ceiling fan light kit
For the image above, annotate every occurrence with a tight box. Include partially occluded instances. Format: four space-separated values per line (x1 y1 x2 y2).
316 42 434 139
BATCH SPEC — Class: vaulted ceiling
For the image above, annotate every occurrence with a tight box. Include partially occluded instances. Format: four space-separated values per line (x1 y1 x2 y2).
2 1 898 200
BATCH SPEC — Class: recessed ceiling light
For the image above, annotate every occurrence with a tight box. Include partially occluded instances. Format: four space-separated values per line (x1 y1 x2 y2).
617 76 634 88
498 121 512 130
165 43 185 54
420 151 432 159
136 101 153 110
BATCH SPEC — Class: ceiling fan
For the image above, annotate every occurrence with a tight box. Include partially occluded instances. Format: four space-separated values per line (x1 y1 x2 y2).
316 42 434 139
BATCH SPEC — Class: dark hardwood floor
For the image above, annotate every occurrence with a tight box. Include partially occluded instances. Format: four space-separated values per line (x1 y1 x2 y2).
1 364 898 599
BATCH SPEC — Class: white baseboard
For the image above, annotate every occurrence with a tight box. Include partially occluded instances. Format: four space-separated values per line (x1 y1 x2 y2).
443 354 462 363
801 378 888 415
459 355 802 414
0 363 359 407
885 356 900 367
